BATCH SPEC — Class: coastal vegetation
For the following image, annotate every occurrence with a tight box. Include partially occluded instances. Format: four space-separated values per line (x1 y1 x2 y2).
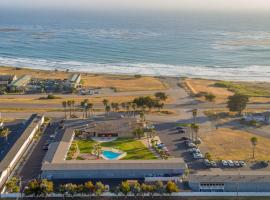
185 78 270 103
214 81 270 97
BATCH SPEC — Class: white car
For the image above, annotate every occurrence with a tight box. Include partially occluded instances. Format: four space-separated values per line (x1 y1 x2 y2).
228 160 235 167
234 161 240 167
221 160 228 166
193 153 204 159
187 142 196 148
239 161 246 167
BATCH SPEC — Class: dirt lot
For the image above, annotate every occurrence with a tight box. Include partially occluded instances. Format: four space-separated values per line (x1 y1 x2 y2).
0 66 168 92
185 78 270 104
200 128 270 161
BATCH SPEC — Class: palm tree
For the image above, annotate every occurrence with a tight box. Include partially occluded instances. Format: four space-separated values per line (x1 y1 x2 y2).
0 127 10 142
126 102 131 117
192 109 198 124
121 102 126 115
102 99 109 107
88 103 94 116
93 143 102 159
71 100 75 116
80 101 87 118
62 101 67 119
132 103 137 117
105 105 111 116
250 137 258 159
190 123 199 141
67 100 72 118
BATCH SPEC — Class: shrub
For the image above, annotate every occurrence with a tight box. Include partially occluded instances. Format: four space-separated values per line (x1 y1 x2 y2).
134 74 142 78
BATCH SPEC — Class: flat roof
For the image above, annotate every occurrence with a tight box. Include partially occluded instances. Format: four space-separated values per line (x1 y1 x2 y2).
69 74 81 83
0 114 42 172
42 158 186 171
9 75 31 87
189 170 270 183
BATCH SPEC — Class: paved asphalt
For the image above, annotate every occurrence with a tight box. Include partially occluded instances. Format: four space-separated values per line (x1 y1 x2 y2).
18 119 59 186
0 119 26 161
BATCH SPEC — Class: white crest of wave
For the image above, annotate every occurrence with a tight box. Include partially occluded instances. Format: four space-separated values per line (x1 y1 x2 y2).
0 57 270 81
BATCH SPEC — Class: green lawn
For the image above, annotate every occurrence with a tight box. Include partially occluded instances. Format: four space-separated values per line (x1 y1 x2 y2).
74 138 157 160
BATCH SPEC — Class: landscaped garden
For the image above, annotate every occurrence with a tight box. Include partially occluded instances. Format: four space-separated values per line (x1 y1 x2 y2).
67 138 157 160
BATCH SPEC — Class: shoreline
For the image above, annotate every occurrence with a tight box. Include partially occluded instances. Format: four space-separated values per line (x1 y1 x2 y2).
0 65 270 83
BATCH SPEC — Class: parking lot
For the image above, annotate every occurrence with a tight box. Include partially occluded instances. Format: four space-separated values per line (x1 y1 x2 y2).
154 121 258 172
18 119 60 186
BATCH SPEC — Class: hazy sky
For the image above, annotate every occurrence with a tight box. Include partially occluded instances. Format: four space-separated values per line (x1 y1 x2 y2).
1 0 270 11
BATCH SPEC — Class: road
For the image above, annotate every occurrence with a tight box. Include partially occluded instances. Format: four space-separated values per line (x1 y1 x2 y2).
18 120 59 186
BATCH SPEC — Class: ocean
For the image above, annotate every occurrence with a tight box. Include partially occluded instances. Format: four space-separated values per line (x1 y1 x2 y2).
0 10 270 81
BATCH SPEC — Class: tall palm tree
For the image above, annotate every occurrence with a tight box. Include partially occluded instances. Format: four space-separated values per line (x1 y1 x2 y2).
71 100 75 116
105 105 111 117
132 103 137 117
80 101 86 118
62 101 67 119
250 137 258 159
102 99 109 107
93 143 102 159
194 124 199 141
88 103 94 116
67 100 72 118
121 102 126 115
126 102 131 117
192 109 198 124
0 127 10 142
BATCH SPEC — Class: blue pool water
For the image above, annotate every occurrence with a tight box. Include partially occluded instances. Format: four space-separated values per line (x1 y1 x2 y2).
102 150 121 160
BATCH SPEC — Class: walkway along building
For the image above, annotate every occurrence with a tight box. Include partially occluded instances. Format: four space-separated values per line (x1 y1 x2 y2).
0 114 44 189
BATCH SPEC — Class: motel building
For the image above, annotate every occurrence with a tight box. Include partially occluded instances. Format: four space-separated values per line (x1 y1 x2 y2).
41 127 187 181
189 170 270 192
0 114 44 190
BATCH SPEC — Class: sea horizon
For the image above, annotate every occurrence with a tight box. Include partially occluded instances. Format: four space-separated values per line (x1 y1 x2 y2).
1 10 270 81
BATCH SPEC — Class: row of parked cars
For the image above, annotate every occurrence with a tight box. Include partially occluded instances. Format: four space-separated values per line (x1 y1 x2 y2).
221 160 246 167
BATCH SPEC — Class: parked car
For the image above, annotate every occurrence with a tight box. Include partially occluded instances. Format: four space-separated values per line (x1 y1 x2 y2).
181 137 191 141
176 126 186 130
227 160 235 167
42 144 49 150
187 142 196 148
239 161 246 167
193 153 204 159
210 161 217 167
178 129 185 134
189 148 199 152
261 160 269 167
234 161 240 167
221 160 228 167
204 159 212 167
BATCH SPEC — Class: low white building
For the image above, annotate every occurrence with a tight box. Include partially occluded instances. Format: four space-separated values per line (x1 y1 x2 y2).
0 114 44 190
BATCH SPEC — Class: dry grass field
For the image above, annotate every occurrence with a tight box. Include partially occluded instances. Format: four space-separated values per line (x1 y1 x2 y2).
200 128 270 161
185 78 270 104
185 78 233 103
0 66 167 92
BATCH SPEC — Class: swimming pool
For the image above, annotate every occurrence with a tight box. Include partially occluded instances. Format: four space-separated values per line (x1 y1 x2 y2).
102 150 122 160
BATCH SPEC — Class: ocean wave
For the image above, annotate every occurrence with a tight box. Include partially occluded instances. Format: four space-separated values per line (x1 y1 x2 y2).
0 56 270 81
